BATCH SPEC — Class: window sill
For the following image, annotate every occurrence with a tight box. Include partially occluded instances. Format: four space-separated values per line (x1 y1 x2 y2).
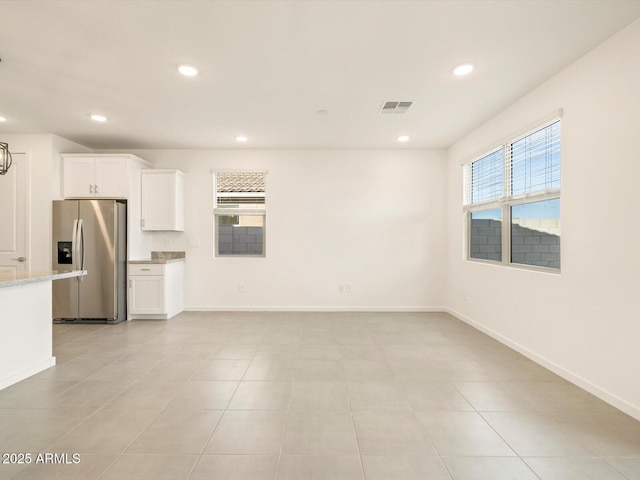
466 258 561 275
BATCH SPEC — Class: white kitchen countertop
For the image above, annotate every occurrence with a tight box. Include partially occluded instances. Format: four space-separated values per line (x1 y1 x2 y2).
0 270 86 288
129 251 186 264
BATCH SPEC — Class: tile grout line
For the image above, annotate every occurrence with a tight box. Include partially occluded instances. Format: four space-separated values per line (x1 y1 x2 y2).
343 340 367 480
96 338 218 479
188 322 291 479
35 351 163 454
602 458 633 480
274 322 301 480
373 335 456 480
187 331 258 479
11 323 166 480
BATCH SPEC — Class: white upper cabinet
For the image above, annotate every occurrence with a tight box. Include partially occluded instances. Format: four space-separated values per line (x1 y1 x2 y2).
94 157 128 197
141 170 185 231
63 157 96 198
63 156 128 198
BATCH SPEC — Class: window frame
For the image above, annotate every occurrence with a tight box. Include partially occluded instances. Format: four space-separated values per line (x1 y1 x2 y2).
463 117 561 273
213 170 267 258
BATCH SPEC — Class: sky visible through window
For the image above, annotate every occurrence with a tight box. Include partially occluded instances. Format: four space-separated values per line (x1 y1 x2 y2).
473 199 559 220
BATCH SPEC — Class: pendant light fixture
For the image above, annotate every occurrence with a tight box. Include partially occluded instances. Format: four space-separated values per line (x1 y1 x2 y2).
0 142 12 175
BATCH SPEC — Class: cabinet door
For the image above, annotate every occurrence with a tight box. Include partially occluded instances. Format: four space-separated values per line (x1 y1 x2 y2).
64 158 95 198
141 174 176 230
164 262 184 318
94 158 127 198
129 276 166 314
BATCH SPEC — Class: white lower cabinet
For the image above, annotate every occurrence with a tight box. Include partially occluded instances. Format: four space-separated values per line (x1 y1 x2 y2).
128 262 184 319
130 275 165 314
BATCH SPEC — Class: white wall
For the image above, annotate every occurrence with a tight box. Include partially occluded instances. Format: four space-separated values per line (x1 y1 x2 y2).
446 19 640 418
0 134 89 270
124 149 447 311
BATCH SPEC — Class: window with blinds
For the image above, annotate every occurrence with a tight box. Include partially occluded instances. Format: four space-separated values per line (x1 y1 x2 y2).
213 171 266 257
463 118 561 270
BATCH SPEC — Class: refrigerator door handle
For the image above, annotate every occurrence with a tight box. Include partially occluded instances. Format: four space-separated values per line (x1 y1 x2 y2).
71 219 78 271
77 218 85 281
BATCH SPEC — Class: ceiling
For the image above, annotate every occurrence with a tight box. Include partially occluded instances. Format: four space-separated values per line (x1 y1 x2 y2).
1 0 640 150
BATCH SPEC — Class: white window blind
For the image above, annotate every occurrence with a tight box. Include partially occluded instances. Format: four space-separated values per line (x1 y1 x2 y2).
508 120 561 197
464 119 561 207
464 149 503 206
215 172 266 210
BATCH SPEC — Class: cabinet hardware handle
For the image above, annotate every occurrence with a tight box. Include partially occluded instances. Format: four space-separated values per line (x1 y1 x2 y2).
89 184 93 194
95 184 99 194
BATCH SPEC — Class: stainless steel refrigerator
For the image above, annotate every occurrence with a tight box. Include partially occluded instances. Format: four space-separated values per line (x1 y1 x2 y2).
52 200 127 324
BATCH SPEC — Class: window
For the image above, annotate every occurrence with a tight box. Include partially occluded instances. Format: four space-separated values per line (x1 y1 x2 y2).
213 171 266 256
463 118 561 270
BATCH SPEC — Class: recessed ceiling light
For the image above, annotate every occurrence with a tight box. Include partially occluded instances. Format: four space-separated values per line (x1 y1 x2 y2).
453 64 474 76
235 136 248 143
0 116 6 122
398 135 410 142
90 114 107 122
178 64 199 77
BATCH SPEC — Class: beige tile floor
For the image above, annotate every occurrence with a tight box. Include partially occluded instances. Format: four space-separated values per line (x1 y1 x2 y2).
0 311 639 479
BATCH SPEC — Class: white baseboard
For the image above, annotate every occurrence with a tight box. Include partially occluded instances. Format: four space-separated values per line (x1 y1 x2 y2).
184 306 445 313
445 307 640 422
0 357 56 391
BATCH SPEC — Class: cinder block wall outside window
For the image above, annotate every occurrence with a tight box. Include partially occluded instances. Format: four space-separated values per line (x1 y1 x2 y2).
219 225 264 254
470 219 560 267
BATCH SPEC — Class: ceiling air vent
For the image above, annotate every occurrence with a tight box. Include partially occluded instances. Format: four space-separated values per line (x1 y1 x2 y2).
379 101 413 114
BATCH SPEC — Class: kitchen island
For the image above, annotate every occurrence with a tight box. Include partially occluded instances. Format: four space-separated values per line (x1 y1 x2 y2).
0 270 86 389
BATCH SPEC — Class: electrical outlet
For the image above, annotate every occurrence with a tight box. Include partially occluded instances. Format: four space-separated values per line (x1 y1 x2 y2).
237 283 245 293
346 283 352 293
338 284 345 293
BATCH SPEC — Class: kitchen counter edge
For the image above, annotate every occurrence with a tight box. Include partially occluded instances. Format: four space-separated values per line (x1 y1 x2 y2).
0 270 87 289
129 251 186 264
128 258 186 264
